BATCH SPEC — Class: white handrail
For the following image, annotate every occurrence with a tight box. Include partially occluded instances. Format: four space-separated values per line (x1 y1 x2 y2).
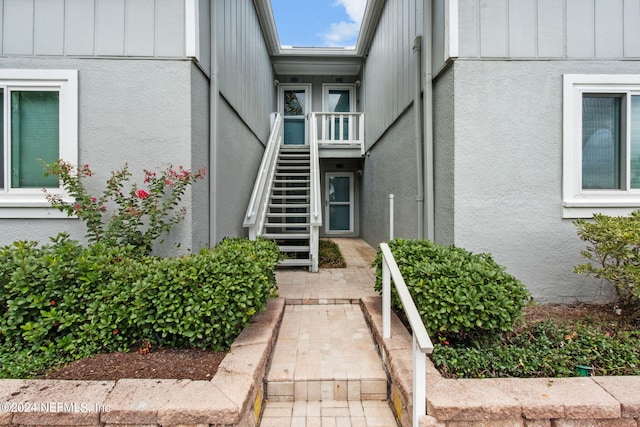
380 242 434 427
308 114 322 272
244 113 282 232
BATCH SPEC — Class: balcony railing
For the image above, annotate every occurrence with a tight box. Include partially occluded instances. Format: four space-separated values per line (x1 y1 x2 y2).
309 112 365 155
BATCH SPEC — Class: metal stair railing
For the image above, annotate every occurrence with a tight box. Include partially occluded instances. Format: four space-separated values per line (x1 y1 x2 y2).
380 243 434 427
244 113 283 239
308 114 322 272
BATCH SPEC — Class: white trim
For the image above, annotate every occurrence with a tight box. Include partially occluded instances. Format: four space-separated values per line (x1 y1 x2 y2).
324 172 354 234
0 69 78 218
185 0 199 58
445 0 459 60
562 74 640 218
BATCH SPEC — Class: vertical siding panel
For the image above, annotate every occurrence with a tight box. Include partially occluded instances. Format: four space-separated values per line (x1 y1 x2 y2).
566 0 594 57
480 0 508 57
0 0 3 55
34 0 64 55
458 0 479 57
156 0 184 57
4 0 34 55
95 0 124 55
624 0 640 57
432 0 446 71
594 0 623 58
65 0 95 55
537 0 564 57
125 0 155 56
508 0 536 57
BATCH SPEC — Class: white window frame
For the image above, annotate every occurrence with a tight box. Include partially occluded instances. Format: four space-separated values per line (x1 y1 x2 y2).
563 74 640 218
322 84 356 112
0 69 78 218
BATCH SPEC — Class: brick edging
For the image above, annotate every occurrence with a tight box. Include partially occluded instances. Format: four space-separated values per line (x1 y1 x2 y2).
0 298 285 427
360 296 640 427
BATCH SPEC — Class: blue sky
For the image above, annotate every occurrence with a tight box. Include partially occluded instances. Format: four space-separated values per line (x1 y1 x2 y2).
270 0 367 48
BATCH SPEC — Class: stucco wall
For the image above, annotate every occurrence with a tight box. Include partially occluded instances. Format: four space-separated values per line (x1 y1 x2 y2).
361 108 419 245
450 59 640 302
212 97 264 243
0 58 202 256
433 66 455 245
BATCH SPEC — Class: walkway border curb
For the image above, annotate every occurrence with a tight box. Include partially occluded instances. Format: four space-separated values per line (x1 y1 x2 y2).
361 296 640 427
0 298 286 427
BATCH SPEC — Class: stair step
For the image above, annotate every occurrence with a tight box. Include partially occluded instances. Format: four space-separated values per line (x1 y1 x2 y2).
267 212 310 217
268 204 310 208
265 223 310 228
272 187 310 191
279 258 312 267
279 245 310 252
269 195 310 199
274 179 310 184
263 233 310 239
276 166 311 170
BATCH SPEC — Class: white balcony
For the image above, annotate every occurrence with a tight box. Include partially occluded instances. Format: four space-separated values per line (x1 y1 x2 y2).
310 112 365 158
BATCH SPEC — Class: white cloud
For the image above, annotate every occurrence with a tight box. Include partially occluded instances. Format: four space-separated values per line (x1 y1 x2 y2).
320 0 367 47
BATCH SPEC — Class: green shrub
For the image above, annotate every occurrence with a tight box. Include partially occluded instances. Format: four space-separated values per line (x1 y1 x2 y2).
373 239 530 339
431 321 640 378
574 211 640 323
0 235 280 378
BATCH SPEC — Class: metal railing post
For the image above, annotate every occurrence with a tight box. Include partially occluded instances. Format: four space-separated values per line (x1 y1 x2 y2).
382 257 391 339
413 334 426 427
389 194 395 240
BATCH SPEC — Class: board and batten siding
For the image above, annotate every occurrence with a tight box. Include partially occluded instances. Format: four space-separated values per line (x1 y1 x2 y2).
363 0 422 147
456 0 640 59
0 0 187 58
216 0 274 143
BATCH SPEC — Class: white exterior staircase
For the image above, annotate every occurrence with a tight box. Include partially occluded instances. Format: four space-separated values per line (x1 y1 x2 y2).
244 113 321 272
263 146 314 268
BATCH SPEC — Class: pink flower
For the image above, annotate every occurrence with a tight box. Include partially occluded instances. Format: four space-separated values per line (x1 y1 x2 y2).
99 205 107 211
135 189 150 199
74 204 81 211
91 197 97 203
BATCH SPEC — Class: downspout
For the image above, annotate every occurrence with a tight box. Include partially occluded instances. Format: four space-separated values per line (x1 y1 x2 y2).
209 1 218 245
424 0 435 241
413 36 424 240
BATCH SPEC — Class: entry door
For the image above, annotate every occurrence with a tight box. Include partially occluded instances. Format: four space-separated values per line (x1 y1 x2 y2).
280 85 311 145
325 173 354 233
323 84 355 140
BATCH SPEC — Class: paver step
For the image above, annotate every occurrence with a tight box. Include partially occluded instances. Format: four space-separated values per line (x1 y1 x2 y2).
264 304 388 403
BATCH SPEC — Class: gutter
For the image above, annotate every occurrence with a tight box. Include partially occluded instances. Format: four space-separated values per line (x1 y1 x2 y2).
413 36 425 240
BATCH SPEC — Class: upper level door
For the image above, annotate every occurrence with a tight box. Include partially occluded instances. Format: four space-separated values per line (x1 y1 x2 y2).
279 84 311 145
323 84 356 141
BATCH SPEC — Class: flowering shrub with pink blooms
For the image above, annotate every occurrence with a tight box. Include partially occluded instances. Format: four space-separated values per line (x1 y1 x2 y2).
44 160 205 253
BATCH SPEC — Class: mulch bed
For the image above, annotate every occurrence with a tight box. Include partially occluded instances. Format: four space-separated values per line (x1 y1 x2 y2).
39 348 227 381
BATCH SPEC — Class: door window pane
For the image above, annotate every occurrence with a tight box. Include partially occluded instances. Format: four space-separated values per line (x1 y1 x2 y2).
631 96 640 188
329 205 350 231
329 176 350 202
284 120 305 145
284 90 305 116
11 91 60 188
329 90 350 113
582 96 621 189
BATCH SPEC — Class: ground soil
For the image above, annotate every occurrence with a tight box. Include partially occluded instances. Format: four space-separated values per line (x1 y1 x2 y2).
38 302 621 381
